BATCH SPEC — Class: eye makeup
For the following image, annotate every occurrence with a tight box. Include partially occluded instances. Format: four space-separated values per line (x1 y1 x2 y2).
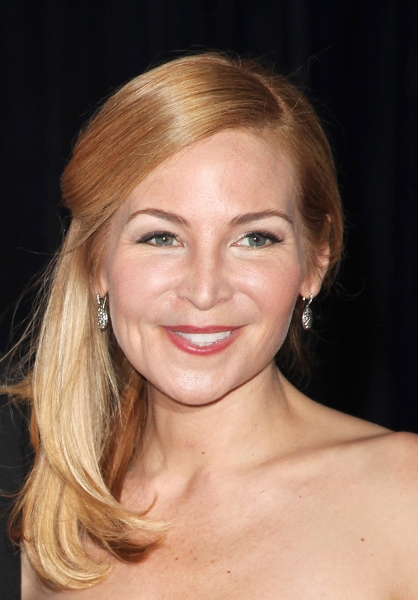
233 230 284 248
136 230 181 246
135 228 285 249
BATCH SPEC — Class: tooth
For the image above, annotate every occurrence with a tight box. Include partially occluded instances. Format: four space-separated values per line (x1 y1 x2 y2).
176 331 231 346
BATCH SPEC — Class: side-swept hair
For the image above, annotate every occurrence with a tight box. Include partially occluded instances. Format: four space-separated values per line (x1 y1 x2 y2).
2 52 343 589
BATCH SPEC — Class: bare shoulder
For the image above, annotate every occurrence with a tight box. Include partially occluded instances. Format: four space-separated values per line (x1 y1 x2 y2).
310 392 418 469
303 388 418 471
358 430 418 595
288 389 418 596
289 381 418 499
361 428 418 494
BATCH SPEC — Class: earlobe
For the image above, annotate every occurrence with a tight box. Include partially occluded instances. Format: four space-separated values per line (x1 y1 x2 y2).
299 244 329 331
95 269 109 299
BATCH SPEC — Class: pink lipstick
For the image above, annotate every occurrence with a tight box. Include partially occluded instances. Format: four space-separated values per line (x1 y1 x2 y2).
164 325 241 355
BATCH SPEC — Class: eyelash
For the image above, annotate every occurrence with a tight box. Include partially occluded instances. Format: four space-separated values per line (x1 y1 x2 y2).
234 230 284 246
136 230 284 247
137 230 181 245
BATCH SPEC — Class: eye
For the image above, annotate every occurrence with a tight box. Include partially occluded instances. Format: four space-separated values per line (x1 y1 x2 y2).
137 231 181 246
233 231 282 248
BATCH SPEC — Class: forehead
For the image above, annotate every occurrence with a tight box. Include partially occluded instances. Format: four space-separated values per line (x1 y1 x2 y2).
116 129 299 226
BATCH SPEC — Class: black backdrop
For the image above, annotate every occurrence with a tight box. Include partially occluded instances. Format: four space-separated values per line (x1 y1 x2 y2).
1 0 417 430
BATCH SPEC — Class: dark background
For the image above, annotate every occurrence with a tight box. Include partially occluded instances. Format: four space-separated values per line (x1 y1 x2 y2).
1 0 417 430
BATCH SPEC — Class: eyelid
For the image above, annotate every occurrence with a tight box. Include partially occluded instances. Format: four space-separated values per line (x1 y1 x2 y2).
136 230 182 245
232 230 283 245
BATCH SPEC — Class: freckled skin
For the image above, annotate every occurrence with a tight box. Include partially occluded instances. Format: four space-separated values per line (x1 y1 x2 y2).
23 132 418 600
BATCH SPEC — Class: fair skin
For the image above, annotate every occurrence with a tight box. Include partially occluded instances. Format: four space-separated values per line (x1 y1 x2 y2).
23 130 418 599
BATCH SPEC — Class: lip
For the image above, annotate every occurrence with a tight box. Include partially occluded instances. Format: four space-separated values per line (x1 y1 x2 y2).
163 325 242 355
165 325 241 334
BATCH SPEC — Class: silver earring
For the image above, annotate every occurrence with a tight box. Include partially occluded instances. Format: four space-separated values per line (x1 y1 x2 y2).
97 294 109 331
302 294 313 330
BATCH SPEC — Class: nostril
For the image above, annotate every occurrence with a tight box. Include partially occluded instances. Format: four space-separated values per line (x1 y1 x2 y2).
176 264 234 310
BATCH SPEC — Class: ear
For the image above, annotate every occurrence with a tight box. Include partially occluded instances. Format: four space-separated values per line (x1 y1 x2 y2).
299 241 330 299
94 266 109 299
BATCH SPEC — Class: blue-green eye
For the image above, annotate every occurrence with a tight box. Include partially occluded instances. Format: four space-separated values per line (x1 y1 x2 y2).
137 231 180 246
152 234 176 246
247 233 269 247
236 231 282 247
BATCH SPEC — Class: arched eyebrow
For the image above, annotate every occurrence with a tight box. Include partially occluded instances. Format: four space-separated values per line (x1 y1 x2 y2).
125 208 293 228
228 210 293 227
125 209 190 227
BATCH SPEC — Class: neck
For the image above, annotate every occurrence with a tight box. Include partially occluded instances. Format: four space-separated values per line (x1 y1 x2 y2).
139 362 299 479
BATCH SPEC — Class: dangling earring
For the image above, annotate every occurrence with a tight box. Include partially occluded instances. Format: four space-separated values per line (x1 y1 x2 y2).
97 294 109 331
302 294 313 330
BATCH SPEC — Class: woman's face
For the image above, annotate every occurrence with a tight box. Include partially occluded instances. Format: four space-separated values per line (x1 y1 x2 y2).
99 130 323 405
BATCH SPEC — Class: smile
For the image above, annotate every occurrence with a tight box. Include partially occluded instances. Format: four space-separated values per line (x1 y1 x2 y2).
175 331 232 346
163 326 241 355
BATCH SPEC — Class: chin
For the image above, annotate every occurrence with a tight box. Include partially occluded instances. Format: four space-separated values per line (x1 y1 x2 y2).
146 358 275 408
147 370 243 407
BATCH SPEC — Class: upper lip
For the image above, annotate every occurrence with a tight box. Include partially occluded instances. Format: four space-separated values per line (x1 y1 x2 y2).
164 325 241 333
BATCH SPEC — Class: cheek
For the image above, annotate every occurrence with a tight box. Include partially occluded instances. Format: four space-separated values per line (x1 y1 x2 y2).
239 257 304 358
106 253 177 319
241 258 304 318
104 255 179 363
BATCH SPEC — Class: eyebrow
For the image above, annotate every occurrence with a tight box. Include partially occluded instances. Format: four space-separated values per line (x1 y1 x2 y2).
228 210 293 227
125 209 190 227
125 207 293 228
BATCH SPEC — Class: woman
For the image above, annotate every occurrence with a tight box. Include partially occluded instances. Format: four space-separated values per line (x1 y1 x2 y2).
2 52 418 599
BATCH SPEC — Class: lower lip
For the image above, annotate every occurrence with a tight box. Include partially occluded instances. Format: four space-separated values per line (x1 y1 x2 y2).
164 328 241 355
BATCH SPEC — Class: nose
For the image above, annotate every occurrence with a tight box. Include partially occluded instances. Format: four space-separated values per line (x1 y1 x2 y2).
176 247 235 311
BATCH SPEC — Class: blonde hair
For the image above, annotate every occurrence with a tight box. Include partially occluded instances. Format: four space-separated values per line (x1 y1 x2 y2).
2 52 343 589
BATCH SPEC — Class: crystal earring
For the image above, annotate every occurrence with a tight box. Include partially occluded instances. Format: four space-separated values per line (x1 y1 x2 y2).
302 294 313 330
97 294 109 331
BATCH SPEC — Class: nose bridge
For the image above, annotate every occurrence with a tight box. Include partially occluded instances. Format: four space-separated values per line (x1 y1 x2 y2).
177 236 233 310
